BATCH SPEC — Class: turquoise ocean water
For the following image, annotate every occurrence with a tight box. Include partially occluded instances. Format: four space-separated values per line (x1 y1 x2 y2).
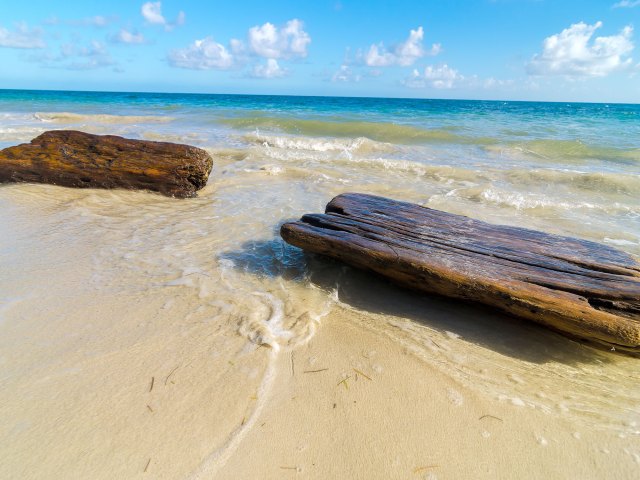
1 89 638 252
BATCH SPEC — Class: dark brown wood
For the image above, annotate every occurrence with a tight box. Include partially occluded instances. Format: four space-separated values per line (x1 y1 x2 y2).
281 193 640 353
0 130 213 198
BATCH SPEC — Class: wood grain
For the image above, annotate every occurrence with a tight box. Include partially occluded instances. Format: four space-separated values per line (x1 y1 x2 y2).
0 130 213 198
281 193 640 353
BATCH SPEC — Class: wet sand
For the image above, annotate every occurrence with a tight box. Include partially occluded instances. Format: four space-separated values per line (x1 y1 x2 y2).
0 183 638 479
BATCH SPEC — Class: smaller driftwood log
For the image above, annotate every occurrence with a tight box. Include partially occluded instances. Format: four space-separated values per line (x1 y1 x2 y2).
281 193 640 353
0 130 213 198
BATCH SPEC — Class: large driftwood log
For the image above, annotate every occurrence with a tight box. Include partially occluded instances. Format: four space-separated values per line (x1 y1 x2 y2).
0 130 213 198
281 193 640 353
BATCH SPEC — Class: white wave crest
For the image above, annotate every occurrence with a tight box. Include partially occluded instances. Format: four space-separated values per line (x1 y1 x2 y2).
244 131 394 155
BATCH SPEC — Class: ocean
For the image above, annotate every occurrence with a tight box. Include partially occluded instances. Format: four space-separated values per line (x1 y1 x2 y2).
0 89 639 478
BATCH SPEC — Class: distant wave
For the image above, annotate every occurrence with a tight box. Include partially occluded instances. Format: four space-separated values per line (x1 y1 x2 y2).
222 116 497 145
486 139 640 163
34 112 175 124
505 168 640 195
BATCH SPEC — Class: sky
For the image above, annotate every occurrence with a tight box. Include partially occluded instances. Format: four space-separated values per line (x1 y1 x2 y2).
0 0 639 102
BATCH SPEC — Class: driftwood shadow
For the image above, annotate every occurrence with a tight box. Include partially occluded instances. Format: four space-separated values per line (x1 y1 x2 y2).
221 236 618 365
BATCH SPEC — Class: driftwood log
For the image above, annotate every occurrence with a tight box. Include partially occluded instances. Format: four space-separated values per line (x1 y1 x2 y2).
281 193 640 353
0 130 213 198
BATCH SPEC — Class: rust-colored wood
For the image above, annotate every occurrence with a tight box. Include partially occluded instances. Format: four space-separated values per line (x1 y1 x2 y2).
281 193 640 353
0 130 213 198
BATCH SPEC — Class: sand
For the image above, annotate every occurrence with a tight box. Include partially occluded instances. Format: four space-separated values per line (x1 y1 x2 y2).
0 180 639 480
1 284 638 479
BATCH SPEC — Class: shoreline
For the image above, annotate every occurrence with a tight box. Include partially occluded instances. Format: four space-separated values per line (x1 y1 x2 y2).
1 91 639 478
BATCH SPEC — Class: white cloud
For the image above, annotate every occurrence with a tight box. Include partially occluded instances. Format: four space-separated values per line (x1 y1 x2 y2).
363 27 440 67
32 40 116 70
250 58 287 78
483 77 514 89
141 2 185 30
405 64 464 89
248 19 310 59
142 2 165 24
0 23 45 49
527 21 634 77
169 18 310 77
42 15 116 27
230 38 245 55
613 1 640 7
88 16 110 27
112 29 146 45
168 37 234 69
332 64 361 82
60 41 114 70
72 16 114 27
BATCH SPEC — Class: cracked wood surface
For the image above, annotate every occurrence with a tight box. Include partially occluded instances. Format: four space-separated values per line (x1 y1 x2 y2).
281 193 640 354
0 130 213 198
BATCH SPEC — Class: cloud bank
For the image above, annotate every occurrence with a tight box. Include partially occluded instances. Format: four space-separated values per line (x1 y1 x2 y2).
527 21 634 77
0 23 45 49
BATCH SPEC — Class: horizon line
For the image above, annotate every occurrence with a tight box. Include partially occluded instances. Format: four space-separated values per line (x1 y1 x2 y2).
0 87 638 107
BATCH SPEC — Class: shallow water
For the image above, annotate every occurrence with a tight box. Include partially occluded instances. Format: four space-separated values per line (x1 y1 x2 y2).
1 91 639 471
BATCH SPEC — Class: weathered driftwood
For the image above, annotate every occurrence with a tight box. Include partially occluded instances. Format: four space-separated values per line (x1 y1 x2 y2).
281 193 640 353
0 130 213 198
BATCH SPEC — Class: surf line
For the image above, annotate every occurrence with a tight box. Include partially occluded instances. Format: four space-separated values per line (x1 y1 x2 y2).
187 292 287 479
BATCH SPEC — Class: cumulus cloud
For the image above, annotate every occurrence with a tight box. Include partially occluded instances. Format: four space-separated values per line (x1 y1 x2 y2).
168 18 310 77
141 2 185 30
168 37 234 69
248 19 310 59
363 27 440 67
404 64 464 89
250 59 287 78
112 29 146 45
527 21 634 77
332 64 361 82
0 23 45 49
613 1 640 7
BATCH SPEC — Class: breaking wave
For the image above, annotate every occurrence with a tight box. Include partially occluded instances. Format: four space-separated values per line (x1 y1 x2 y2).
223 116 497 145
243 132 395 154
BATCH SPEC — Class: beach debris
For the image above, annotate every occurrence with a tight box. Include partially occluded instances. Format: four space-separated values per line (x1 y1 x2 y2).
144 458 151 473
290 351 295 376
479 414 503 422
146 404 154 413
281 193 640 354
303 368 329 373
279 466 299 472
164 366 179 386
413 465 439 474
149 376 155 392
0 130 213 197
353 368 372 381
337 375 351 390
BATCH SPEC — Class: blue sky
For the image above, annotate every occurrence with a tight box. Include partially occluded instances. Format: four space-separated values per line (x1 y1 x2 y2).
1 0 639 102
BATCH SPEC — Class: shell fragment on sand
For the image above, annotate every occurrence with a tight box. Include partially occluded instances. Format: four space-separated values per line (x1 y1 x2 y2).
281 193 640 354
0 130 213 198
